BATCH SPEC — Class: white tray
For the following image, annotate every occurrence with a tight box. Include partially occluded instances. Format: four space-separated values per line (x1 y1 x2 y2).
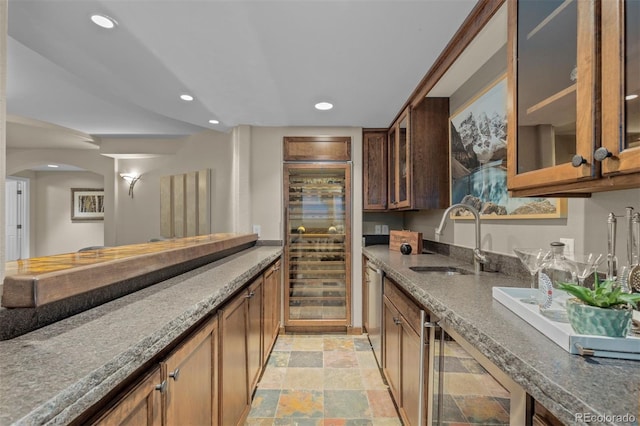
492 287 640 360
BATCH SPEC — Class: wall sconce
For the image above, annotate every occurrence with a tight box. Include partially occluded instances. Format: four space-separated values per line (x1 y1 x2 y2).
120 173 141 198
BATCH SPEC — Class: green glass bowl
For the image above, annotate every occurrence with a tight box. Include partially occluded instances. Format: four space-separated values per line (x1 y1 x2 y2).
566 298 632 337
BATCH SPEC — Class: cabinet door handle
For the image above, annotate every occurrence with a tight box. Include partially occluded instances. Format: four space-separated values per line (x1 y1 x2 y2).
169 368 180 381
245 290 255 298
155 380 167 393
594 147 613 161
571 155 587 167
393 317 402 325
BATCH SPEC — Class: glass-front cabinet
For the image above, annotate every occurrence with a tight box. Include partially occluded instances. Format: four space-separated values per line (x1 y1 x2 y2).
601 0 640 176
507 0 597 191
283 164 351 329
508 0 640 196
388 109 410 209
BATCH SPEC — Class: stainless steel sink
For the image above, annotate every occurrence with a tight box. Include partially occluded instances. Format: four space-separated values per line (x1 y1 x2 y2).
409 266 471 276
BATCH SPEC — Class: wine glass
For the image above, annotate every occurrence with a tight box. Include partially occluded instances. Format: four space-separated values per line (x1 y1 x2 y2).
514 248 549 304
568 253 604 287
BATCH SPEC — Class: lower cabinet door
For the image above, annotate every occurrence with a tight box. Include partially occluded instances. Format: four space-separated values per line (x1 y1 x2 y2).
247 277 263 392
401 323 422 425
164 315 217 426
382 296 402 403
92 367 163 426
219 292 250 426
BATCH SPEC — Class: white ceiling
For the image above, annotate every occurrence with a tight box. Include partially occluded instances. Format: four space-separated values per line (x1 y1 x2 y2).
6 0 478 148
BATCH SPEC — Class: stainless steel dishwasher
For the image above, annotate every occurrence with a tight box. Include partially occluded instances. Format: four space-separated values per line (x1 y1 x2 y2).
366 261 384 366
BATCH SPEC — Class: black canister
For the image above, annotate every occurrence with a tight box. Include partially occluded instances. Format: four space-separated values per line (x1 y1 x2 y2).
400 243 412 255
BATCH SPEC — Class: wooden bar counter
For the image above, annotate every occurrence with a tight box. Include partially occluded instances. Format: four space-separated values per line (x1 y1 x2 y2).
0 233 260 341
2 233 257 308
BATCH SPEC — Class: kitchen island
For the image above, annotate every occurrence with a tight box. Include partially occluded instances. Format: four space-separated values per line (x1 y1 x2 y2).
364 245 639 426
0 241 281 425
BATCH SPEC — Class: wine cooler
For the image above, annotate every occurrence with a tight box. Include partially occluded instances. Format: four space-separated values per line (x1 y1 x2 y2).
283 163 351 329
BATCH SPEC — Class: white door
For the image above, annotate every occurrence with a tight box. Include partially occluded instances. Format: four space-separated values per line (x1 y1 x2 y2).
5 179 25 261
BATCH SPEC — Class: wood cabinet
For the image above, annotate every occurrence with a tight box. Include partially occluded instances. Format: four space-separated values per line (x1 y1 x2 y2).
262 260 281 362
92 367 163 426
382 277 429 425
507 0 640 197
387 99 450 210
219 288 251 426
92 315 218 426
87 258 282 426
601 0 640 178
163 315 218 426
363 129 388 211
247 277 263 392
388 109 410 209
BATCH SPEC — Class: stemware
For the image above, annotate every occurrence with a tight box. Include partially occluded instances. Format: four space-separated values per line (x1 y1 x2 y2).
568 253 604 287
514 248 549 304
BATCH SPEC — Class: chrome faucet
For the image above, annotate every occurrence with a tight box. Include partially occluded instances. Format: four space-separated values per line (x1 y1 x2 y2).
435 203 488 274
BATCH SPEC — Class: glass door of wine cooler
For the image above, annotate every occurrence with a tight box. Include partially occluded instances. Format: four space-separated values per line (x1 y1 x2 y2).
432 324 527 425
283 163 351 328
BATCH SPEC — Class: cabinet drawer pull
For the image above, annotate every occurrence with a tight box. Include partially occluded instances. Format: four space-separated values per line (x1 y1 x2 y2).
155 380 167 393
169 368 180 381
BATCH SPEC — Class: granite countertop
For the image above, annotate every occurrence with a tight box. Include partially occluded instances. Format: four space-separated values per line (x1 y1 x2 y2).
0 246 282 426
363 246 640 426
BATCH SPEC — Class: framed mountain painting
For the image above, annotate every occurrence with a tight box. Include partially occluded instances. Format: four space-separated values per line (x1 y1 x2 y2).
449 75 566 219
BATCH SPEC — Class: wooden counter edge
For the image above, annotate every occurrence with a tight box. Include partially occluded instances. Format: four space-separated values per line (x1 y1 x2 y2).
1 234 258 308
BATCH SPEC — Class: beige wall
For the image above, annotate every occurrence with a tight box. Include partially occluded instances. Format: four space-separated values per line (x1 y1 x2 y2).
32 171 104 256
404 187 640 266
112 129 235 245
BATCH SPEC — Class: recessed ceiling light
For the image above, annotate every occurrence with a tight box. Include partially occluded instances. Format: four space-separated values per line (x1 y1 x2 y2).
180 94 194 101
208 119 220 124
315 102 333 111
47 164 59 168
91 14 118 29
625 94 638 101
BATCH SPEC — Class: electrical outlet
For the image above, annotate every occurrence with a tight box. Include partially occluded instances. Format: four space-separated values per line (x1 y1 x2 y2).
252 224 261 237
559 238 575 259
382 225 389 234
374 225 382 234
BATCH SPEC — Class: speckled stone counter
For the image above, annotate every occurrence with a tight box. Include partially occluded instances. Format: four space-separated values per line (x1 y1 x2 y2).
363 246 640 426
0 246 281 425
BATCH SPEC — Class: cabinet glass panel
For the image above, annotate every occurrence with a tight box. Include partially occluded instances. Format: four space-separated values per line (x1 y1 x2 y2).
286 167 347 321
516 0 577 173
625 0 640 150
432 330 510 425
398 116 408 204
388 128 397 205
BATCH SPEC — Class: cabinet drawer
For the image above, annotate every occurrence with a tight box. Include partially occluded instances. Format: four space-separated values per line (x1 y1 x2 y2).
384 277 422 335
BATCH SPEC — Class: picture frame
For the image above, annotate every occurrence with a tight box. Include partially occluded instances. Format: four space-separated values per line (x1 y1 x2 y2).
71 188 105 221
449 75 566 219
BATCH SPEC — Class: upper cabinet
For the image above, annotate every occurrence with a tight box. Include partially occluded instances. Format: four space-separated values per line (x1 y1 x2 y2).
388 109 411 209
507 0 640 197
386 101 449 211
601 0 640 177
363 129 388 211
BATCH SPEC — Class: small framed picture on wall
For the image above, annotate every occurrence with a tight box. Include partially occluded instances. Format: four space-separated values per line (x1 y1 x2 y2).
71 188 105 221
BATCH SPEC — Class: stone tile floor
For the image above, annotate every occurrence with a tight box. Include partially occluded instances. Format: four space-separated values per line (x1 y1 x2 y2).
245 334 401 425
